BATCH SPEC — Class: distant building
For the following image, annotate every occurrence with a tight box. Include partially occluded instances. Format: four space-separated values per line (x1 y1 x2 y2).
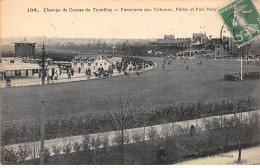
0 57 41 80
192 33 207 43
151 32 237 59
151 35 191 48
15 40 36 59
71 54 122 73
164 35 175 40
91 55 112 72
211 38 236 59
191 33 209 50
211 38 224 59
0 56 60 80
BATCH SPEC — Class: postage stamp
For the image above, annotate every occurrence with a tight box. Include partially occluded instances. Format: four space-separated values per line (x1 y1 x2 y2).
218 0 260 47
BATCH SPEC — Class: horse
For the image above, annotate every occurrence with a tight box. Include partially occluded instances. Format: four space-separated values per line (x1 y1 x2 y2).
93 72 99 79
103 71 110 79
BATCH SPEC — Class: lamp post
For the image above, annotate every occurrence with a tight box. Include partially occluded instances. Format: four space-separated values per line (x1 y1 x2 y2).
40 42 46 164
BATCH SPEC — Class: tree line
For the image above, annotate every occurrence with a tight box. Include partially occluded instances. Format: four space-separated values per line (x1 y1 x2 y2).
1 96 256 146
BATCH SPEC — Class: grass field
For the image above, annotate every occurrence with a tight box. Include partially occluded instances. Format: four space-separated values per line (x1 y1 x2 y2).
1 58 260 121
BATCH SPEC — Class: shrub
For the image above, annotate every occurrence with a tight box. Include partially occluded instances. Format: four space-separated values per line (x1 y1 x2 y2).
82 134 91 152
162 124 173 138
183 124 190 133
91 134 102 150
175 125 185 134
251 113 259 123
1 147 18 164
133 131 143 143
112 131 123 146
73 142 82 153
148 127 159 140
244 72 260 79
101 132 110 149
27 144 36 160
224 74 235 81
124 131 131 144
211 117 221 129
203 119 213 131
62 143 72 154
242 116 249 125
17 145 31 162
52 144 62 156
222 116 231 128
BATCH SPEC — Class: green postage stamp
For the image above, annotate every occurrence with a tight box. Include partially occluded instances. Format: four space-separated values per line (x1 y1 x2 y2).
219 0 260 47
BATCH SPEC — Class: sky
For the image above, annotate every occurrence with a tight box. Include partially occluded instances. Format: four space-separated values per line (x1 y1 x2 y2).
1 0 260 39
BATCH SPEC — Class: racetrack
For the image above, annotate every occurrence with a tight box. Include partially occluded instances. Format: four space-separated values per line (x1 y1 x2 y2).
1 57 260 121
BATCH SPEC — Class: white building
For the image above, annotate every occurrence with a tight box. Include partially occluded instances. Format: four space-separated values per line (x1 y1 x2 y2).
0 57 59 79
71 54 122 73
0 57 41 80
91 55 111 72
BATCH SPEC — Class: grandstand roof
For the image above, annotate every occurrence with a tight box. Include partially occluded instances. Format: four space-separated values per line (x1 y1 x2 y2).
0 58 41 72
151 39 190 44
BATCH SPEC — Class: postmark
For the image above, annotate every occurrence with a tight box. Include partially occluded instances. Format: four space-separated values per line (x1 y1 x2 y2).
218 0 260 47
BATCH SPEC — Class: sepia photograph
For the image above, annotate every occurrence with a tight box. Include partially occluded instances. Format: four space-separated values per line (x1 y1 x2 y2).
0 0 260 165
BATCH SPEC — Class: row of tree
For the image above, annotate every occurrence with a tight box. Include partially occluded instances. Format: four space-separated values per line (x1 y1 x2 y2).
1 96 255 146
47 42 153 56
34 51 77 62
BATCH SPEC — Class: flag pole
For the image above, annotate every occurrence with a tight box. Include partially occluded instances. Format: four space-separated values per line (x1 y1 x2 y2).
40 42 46 164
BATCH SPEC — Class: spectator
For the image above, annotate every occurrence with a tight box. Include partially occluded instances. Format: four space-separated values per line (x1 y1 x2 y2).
68 72 71 81
78 67 81 73
54 71 58 80
47 75 50 84
50 75 54 83
71 69 74 76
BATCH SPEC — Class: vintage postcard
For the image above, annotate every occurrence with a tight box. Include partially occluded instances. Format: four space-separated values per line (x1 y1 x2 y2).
0 0 260 165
